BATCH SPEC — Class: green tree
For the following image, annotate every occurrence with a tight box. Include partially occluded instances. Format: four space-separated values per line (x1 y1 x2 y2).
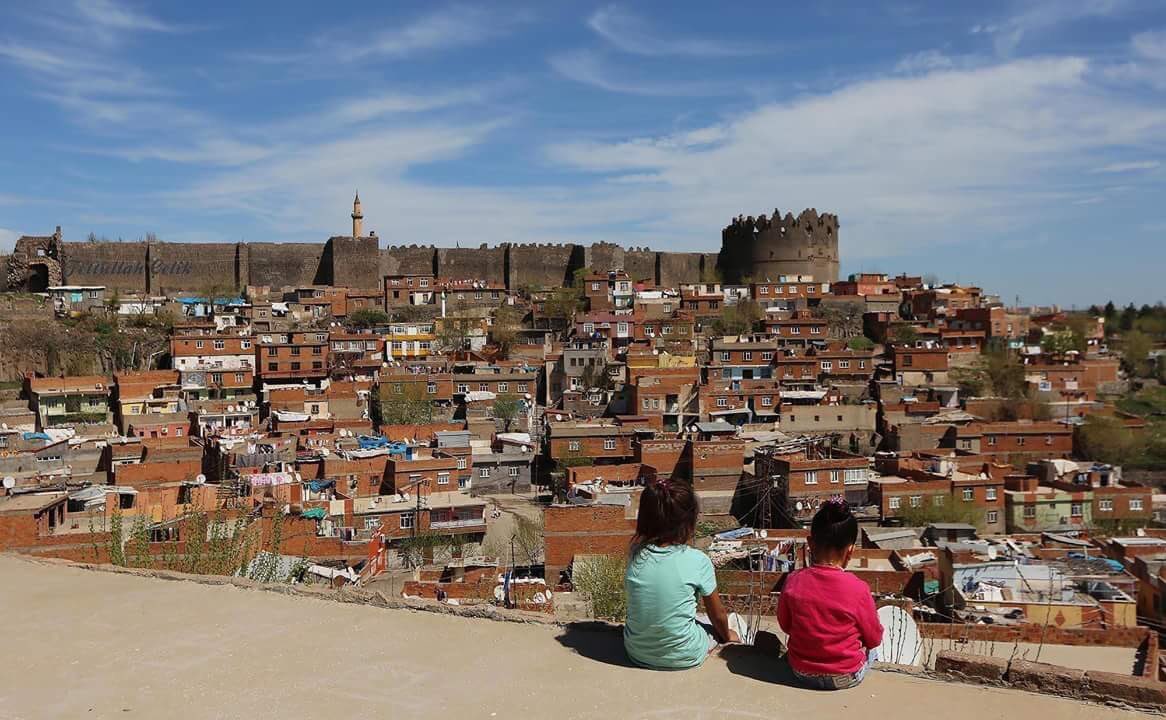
377 383 434 426
847 336 875 351
950 346 1027 399
492 395 522 431
490 303 525 356
1041 330 1084 356
711 299 763 335
348 308 390 329
435 299 476 352
572 553 628 621
1122 330 1152 377
890 324 919 346
543 287 584 327
1077 416 1146 466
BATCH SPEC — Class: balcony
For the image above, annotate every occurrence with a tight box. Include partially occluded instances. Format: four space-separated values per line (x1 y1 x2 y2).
429 517 486 530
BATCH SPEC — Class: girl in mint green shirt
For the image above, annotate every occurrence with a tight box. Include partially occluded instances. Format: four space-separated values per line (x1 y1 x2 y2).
623 479 744 669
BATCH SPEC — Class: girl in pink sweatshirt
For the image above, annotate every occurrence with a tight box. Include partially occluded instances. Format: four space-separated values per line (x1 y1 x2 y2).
777 498 884 690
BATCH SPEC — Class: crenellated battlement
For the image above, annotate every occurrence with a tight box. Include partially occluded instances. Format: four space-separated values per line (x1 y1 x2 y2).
718 207 840 283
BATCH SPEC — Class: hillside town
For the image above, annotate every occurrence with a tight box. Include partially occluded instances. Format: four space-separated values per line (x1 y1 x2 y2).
3 199 1166 705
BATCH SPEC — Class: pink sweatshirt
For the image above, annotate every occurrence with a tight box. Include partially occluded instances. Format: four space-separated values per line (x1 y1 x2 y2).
777 565 884 675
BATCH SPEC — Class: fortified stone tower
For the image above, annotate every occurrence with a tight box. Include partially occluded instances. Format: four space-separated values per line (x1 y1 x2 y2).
5 226 63 292
351 192 364 238
716 208 839 284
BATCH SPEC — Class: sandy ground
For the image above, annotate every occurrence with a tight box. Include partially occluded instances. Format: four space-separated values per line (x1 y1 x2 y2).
0 556 1150 720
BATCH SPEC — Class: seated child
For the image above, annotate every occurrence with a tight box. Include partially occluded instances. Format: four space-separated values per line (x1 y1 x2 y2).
777 497 884 690
623 479 747 669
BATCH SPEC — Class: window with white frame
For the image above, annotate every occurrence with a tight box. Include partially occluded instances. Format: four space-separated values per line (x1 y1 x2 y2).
364 517 381 530
844 468 865 484
962 488 974 501
428 383 437 394
1099 499 1114 512
829 470 840 484
821 361 832 370
498 382 508 393
761 351 773 360
889 496 901 510
716 398 728 407
603 438 616 450
583 323 595 334
933 495 944 506
1070 503 1083 517
985 487 997 501
479 467 491 478
743 351 753 361
457 383 469 393
568 440 581 452
508 466 519 477
516 383 528 393
804 471 817 485
838 360 850 369
761 396 772 406
437 472 450 485
213 340 225 350
721 351 731 361
1023 504 1036 518
987 510 998 524
399 512 414 529
1130 498 1145 511
909 495 922 508
457 457 466 469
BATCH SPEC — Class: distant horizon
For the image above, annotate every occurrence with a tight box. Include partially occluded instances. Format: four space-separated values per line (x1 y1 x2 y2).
1 1 1164 306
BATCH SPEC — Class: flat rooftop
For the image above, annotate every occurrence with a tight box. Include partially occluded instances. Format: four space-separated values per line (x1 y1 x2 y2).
0 556 1145 720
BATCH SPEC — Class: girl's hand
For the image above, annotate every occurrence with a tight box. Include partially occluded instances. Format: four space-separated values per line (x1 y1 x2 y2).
727 630 741 643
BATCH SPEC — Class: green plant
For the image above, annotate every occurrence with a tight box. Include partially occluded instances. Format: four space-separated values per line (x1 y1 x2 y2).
572 554 628 621
492 395 522 431
348 308 390 329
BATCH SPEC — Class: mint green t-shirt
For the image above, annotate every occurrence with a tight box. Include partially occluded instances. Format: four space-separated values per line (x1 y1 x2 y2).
623 544 717 669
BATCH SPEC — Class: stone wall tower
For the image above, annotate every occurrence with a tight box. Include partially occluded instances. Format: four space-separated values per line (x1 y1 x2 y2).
716 207 839 284
351 191 364 238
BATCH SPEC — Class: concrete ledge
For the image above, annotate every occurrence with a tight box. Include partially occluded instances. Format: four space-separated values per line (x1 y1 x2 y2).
935 650 1166 712
935 651 1008 685
10 554 558 627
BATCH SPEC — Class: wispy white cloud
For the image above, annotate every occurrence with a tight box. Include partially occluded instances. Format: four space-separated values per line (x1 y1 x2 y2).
327 5 528 62
971 0 1128 55
587 5 762 57
549 49 731 96
545 56 1166 258
74 0 180 35
1092 160 1161 173
893 49 955 74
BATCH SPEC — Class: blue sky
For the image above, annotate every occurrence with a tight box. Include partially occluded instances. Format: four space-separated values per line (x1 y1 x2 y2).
1 0 1165 307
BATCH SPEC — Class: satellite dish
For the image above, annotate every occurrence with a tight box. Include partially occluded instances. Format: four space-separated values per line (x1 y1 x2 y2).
987 546 998 560
795 501 803 512
195 474 207 484
2 476 14 489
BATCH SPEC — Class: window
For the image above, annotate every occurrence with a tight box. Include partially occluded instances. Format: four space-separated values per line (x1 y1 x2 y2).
820 361 832 370
603 438 616 450
761 397 772 407
508 466 519 477
399 512 414 530
195 340 204 349
844 468 865 485
790 326 800 335
617 322 629 335
810 326 822 335
901 355 912 367
987 510 999 524
1016 436 1025 446
761 351 773 360
479 382 489 392
568 440 581 452
788 286 797 294
517 383 528 393
436 472 450 486
774 286 783 294
289 346 301 356
721 351 731 361
290 362 301 371
479 467 491 479
909 495 922 508
427 383 437 394
241 340 251 349
1131 498 1145 511
962 488 974 501
457 383 469 393
234 373 245 384
364 517 381 530
267 362 278 372
1070 503 1083 517
312 362 322 370
986 487 997 501
759 286 769 295
583 323 595 334
889 496 901 510
838 360 850 369
419 278 429 288
743 351 753 361
1045 435 1053 446
455 457 467 470
1099 499 1114 512
716 398 728 408
804 471 817 485
986 435 997 446
829 470 840 484
1023 504 1036 519
591 282 601 291
642 398 651 409
213 340 225 350
933 495 944 506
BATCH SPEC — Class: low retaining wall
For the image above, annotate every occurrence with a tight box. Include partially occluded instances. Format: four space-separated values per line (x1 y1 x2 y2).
935 650 1166 712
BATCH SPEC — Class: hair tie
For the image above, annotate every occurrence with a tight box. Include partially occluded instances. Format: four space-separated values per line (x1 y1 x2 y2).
653 478 670 491
825 495 847 509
